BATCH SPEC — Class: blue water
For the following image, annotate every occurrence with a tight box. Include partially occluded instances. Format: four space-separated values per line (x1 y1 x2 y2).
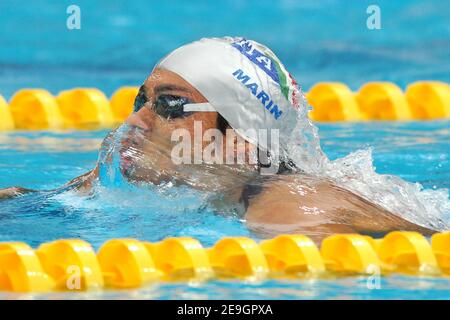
0 0 449 99
0 0 449 299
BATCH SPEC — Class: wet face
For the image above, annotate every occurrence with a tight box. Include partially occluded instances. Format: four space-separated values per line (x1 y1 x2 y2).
121 68 258 187
126 68 216 131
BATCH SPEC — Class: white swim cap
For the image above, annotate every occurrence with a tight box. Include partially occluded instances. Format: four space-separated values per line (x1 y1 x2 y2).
157 37 302 153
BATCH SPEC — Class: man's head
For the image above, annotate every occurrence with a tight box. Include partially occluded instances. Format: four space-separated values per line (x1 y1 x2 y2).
122 37 301 185
127 68 223 142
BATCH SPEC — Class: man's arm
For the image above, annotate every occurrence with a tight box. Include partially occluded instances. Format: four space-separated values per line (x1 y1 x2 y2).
0 167 99 200
65 167 98 194
0 187 35 200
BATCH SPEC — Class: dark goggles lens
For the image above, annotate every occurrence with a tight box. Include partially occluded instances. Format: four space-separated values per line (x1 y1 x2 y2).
133 85 193 120
153 94 193 120
133 85 148 113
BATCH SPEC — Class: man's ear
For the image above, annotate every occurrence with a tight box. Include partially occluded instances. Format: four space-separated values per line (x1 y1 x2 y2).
216 113 230 134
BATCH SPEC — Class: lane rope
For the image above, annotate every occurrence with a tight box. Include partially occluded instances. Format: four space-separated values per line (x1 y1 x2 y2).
0 231 449 292
0 81 449 130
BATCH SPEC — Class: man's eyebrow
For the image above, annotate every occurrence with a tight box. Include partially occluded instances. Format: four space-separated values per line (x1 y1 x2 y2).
154 84 192 95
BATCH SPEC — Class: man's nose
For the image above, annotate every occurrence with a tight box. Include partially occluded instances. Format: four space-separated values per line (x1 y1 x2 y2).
125 107 153 131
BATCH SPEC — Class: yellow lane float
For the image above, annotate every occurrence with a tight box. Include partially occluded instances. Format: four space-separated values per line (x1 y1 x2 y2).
320 234 380 274
431 232 450 274
377 231 439 275
1 231 450 293
36 239 103 290
260 234 325 275
145 237 213 281
356 82 412 120
9 89 64 130
406 81 450 119
307 82 363 121
97 239 160 288
0 242 54 292
110 86 139 122
0 82 449 130
208 237 269 280
56 88 114 128
0 95 14 131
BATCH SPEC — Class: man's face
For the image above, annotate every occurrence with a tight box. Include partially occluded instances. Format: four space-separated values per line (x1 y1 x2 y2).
120 68 257 187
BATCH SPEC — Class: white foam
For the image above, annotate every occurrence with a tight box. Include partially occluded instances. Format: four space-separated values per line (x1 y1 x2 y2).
285 88 450 230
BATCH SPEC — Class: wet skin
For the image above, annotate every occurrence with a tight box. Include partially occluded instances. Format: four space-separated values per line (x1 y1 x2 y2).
0 69 436 241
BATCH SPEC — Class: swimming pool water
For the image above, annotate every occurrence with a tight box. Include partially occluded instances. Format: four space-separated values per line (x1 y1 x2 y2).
0 0 449 99
0 121 449 299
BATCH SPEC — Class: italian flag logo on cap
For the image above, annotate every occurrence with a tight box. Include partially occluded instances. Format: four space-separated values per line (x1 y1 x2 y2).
231 38 300 109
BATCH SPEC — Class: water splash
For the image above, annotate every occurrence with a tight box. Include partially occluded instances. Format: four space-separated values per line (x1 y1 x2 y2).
284 86 450 230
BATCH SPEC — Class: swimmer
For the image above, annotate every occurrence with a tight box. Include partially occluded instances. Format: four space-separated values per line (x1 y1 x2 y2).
0 37 436 241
